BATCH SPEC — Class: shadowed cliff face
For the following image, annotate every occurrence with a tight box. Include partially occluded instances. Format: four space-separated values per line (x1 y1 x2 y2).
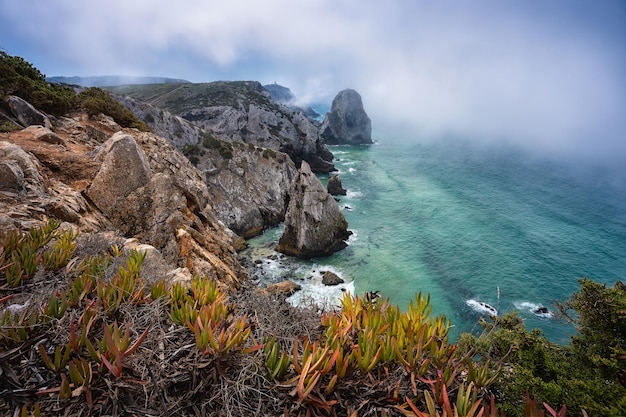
0 112 247 289
113 94 299 238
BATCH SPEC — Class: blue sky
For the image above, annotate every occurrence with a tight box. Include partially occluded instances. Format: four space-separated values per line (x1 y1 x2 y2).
1 0 625 169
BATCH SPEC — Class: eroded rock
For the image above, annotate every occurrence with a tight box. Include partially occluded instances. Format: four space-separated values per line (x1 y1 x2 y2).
320 89 372 145
277 161 351 258
327 174 347 196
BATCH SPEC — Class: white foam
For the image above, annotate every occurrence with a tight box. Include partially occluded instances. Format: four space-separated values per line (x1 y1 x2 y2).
466 299 498 316
346 190 363 199
286 266 354 310
514 301 554 319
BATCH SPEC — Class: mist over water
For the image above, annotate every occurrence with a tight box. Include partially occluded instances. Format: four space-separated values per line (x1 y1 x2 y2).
248 139 626 343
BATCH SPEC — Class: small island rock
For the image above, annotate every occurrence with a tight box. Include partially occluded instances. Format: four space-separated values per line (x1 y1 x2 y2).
327 174 347 196
320 89 372 145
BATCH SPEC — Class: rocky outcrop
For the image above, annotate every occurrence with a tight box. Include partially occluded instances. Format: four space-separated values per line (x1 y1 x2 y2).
115 95 202 149
320 89 372 145
199 145 297 238
113 95 300 238
276 161 351 258
0 141 45 194
0 111 248 289
322 270 344 286
6 95 51 128
86 132 153 220
327 174 347 196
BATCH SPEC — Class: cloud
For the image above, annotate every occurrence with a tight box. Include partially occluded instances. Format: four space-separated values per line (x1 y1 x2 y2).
1 0 625 168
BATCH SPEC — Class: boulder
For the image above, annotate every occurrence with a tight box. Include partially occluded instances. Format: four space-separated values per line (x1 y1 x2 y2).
86 132 152 218
327 174 347 196
276 161 351 258
320 89 372 145
0 161 24 190
6 95 51 128
24 125 65 146
257 280 302 298
0 141 45 194
321 271 344 286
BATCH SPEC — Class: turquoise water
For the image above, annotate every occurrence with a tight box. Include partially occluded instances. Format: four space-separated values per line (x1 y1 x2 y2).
248 140 626 343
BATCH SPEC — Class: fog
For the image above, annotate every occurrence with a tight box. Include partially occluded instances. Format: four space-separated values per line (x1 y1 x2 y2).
1 0 625 171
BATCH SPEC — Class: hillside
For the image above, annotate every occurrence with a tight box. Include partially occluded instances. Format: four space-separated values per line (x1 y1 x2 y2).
105 81 335 172
47 75 191 87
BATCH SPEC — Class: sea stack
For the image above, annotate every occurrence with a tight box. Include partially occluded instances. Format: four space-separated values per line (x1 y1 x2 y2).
277 161 351 258
320 89 372 145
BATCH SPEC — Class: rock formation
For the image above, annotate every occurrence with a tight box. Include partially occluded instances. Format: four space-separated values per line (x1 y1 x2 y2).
277 161 351 258
6 95 51 128
108 81 335 172
114 95 299 238
320 89 372 145
327 174 347 196
322 270 344 286
0 109 247 289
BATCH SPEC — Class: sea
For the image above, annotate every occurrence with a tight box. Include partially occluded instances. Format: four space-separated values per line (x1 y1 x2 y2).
245 139 626 343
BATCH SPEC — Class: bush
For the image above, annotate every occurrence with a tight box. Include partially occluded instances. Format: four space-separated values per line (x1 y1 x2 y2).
458 279 626 417
0 51 76 115
77 87 151 131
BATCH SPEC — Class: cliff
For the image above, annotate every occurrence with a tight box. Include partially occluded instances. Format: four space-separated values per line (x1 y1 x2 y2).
0 112 246 289
114 94 297 238
106 81 335 172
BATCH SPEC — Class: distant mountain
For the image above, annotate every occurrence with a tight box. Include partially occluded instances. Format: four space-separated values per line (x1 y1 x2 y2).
46 75 191 87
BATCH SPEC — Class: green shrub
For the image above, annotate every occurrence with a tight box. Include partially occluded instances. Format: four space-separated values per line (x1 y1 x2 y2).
77 87 151 131
458 279 626 417
0 51 76 115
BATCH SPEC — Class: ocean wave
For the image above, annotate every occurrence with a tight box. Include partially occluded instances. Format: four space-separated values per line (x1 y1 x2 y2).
286 266 354 310
346 190 363 199
514 301 554 319
466 299 498 316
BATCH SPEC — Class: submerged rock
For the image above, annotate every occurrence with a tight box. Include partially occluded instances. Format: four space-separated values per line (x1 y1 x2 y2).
277 161 351 258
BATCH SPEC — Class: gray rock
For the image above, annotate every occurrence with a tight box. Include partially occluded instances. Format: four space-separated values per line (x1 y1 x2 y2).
6 95 51 128
0 161 24 190
24 125 65 146
0 141 45 194
320 89 372 145
327 174 347 196
321 270 344 286
115 95 202 149
87 132 152 218
277 161 351 258
199 145 297 238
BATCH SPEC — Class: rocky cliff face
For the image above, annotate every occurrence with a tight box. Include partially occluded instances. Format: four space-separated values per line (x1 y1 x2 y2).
320 89 372 145
107 81 335 172
276 161 351 258
113 94 297 238
0 112 246 289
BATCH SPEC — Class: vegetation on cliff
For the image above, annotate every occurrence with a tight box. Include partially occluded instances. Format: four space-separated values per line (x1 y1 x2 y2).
0 51 149 132
2 221 624 416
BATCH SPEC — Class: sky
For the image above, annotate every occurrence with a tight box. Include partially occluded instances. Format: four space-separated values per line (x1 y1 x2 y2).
1 0 625 171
